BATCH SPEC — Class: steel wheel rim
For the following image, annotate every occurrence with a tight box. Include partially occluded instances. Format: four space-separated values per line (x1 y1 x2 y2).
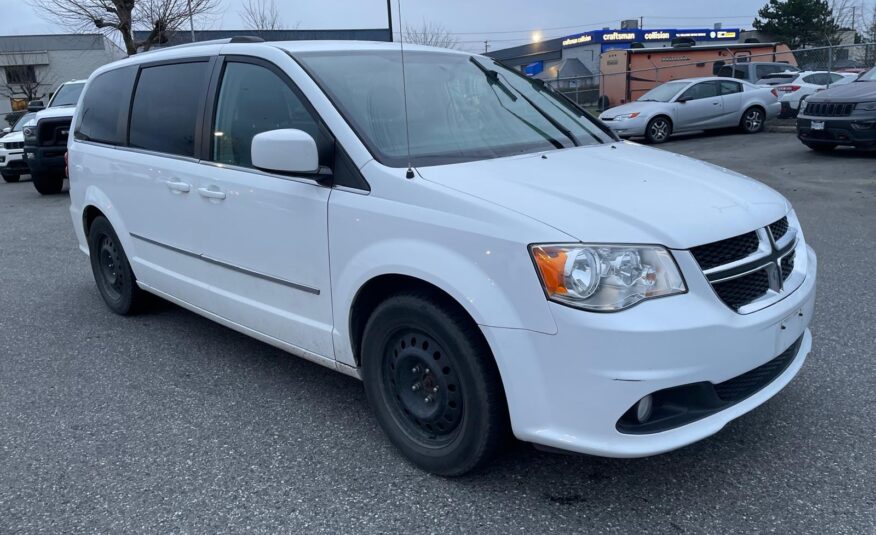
745 110 762 131
98 235 124 300
382 329 464 447
650 120 669 141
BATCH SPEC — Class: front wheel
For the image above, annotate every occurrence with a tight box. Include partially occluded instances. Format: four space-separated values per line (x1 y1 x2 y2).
645 117 672 144
1 170 20 183
31 169 64 195
361 292 509 476
740 107 765 134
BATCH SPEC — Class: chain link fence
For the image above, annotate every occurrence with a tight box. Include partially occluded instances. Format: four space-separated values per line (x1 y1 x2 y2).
545 43 876 110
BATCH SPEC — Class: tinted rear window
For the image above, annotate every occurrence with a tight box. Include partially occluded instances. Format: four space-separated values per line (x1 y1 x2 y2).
129 61 210 157
49 82 85 107
75 67 137 145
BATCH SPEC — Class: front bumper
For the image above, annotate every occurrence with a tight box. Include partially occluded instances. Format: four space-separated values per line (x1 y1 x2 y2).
797 116 876 147
600 117 648 137
0 150 26 172
482 245 817 458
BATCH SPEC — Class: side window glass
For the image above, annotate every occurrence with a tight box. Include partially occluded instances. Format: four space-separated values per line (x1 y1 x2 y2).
733 67 747 80
129 61 210 157
681 82 719 101
756 65 778 79
75 66 136 145
829 73 843 83
720 81 742 95
212 62 330 169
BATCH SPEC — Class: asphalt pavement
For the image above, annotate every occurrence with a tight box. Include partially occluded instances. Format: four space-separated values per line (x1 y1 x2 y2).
1 132 874 533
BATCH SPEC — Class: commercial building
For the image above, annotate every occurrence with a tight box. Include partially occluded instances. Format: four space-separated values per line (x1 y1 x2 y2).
0 34 125 117
488 26 750 84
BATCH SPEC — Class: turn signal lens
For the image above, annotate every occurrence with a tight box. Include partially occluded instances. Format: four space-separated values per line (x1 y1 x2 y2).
530 244 686 312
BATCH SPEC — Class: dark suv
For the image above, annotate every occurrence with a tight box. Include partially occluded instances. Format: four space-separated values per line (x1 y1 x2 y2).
796 67 876 151
22 80 86 194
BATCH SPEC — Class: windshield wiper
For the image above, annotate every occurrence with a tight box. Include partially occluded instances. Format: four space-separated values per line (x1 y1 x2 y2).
468 57 518 102
490 69 580 147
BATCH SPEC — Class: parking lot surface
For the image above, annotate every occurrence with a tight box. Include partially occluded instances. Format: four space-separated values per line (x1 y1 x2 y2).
1 133 874 533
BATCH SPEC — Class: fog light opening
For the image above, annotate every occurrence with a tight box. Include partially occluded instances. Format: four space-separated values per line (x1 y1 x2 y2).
635 395 653 423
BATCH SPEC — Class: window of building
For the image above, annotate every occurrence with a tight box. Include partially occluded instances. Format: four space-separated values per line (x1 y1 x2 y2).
75 66 137 145
129 61 210 157
4 65 37 85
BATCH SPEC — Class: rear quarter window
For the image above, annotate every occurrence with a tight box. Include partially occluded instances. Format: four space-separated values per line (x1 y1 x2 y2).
75 67 137 145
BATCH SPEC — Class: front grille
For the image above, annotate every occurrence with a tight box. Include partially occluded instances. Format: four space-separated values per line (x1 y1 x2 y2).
36 118 71 147
712 269 770 311
714 336 803 402
806 102 854 117
780 253 794 281
690 231 759 271
3 141 23 150
769 217 789 242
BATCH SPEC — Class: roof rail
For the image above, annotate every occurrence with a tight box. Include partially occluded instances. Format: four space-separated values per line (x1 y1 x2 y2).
141 36 265 54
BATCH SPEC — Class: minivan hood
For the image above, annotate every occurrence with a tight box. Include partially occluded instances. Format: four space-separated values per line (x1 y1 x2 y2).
417 142 789 249
808 81 876 102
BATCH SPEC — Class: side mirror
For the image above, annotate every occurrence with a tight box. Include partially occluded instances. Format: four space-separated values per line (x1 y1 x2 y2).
251 129 319 175
1 127 10 134
676 95 692 103
27 100 45 112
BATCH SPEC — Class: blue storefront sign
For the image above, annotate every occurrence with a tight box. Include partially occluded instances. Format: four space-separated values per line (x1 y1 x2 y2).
561 28 740 49
523 61 544 77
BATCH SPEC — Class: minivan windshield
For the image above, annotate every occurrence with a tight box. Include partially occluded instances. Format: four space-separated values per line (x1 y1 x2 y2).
638 81 689 102
48 82 85 108
296 50 613 167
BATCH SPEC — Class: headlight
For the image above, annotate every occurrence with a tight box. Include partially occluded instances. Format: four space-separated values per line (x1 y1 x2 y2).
530 244 686 312
799 99 808 112
612 113 640 121
0 143 5 149
856 102 876 112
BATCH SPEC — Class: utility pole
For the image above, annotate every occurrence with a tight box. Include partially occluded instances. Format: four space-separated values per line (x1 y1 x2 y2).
639 16 644 29
186 0 195 43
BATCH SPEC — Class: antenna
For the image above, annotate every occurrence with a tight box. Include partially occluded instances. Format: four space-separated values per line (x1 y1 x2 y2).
396 0 415 179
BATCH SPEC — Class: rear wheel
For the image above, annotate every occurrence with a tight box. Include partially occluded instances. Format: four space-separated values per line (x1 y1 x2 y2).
361 292 509 476
645 116 672 144
804 143 837 152
87 216 148 315
31 169 64 195
740 107 765 134
1 170 20 183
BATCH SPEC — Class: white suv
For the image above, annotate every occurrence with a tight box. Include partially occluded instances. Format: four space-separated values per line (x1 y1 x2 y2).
68 39 817 476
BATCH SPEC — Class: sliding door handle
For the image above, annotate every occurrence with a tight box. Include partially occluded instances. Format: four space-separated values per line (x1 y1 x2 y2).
198 186 226 200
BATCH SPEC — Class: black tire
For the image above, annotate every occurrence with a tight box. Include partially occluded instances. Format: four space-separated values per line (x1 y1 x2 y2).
740 107 765 134
87 216 148 315
804 143 837 152
31 169 64 195
645 116 672 144
1 170 20 183
361 292 509 476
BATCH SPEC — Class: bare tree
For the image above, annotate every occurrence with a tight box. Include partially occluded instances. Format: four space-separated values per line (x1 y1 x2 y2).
402 21 458 50
240 0 285 31
27 0 221 56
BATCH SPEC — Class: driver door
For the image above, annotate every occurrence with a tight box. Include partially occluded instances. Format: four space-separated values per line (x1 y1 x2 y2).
675 81 724 131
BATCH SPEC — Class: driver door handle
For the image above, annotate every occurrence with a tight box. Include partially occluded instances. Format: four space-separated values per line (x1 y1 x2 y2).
166 179 191 193
198 186 226 200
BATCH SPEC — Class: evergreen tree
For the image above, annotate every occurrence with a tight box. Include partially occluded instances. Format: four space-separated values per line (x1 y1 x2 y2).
754 0 840 49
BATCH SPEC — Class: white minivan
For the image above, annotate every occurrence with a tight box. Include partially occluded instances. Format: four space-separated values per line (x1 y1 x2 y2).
68 39 817 476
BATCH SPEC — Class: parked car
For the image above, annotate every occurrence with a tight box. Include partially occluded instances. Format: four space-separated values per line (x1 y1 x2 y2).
598 77 780 143
796 66 876 151
716 61 799 84
69 40 816 476
757 71 858 117
22 80 86 194
0 112 36 183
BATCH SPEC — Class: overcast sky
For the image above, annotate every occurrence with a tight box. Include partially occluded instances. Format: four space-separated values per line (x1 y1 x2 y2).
2 0 874 53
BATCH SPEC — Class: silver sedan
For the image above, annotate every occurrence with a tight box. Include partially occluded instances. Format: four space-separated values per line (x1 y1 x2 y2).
598 77 781 144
